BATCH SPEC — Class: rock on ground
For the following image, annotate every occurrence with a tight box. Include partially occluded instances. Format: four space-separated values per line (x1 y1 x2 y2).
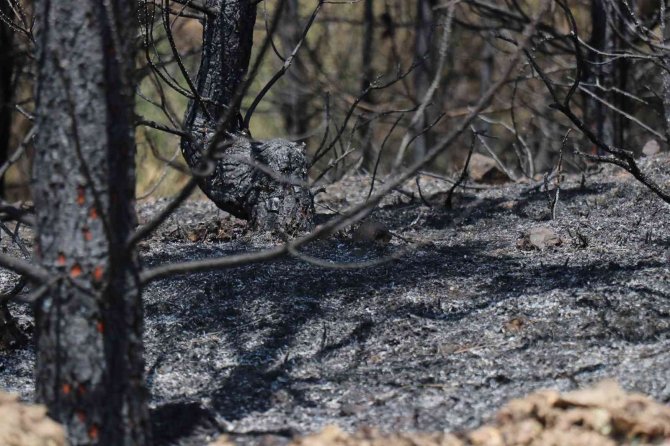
0 392 66 446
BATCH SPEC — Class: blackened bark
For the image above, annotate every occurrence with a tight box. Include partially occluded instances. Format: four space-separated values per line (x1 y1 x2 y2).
182 0 256 135
33 1 150 444
476 40 494 137
412 0 438 162
0 300 26 349
181 0 313 234
613 1 631 148
0 2 22 349
361 0 375 97
279 0 311 140
359 0 375 170
0 0 14 197
663 3 670 140
586 0 617 148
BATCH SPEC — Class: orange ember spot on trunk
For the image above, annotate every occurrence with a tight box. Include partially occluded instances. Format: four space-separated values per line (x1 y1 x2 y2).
70 264 83 278
96 321 104 333
83 227 93 241
93 266 104 282
89 207 98 220
61 383 71 395
77 185 86 205
88 424 99 441
57 253 66 266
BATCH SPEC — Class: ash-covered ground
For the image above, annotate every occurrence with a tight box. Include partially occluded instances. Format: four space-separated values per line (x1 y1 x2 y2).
1 156 670 445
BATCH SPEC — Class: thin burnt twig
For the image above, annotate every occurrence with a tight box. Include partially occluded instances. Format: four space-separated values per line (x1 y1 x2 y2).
445 130 476 208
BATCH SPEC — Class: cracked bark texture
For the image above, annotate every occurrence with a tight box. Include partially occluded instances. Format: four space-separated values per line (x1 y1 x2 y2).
181 0 313 234
33 1 150 444
663 4 670 141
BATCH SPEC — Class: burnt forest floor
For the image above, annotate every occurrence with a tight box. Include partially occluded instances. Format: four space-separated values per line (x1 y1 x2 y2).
1 155 670 445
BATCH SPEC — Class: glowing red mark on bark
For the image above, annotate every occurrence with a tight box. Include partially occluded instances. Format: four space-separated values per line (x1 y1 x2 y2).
88 424 99 440
70 264 82 278
77 185 86 206
93 266 104 282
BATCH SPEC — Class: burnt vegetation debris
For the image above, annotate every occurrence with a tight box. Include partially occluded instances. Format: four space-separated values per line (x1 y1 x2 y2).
2 0 670 444
3 159 670 445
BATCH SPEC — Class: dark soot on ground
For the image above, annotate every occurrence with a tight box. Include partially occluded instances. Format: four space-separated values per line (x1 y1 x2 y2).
2 157 670 445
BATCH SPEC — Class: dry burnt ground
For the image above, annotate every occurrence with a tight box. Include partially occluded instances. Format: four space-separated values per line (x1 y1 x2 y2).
1 156 670 445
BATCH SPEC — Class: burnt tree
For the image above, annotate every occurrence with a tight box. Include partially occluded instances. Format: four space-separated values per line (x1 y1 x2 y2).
0 0 24 349
180 0 313 234
0 0 14 197
412 0 438 162
662 2 670 141
359 0 376 170
33 0 150 444
585 0 629 149
278 0 312 140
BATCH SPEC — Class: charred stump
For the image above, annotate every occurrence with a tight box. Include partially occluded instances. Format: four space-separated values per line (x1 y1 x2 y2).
181 0 313 234
0 300 26 349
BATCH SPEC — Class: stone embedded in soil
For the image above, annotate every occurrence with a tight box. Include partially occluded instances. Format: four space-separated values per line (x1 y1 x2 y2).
516 226 561 251
642 139 661 157
467 153 510 184
352 221 392 245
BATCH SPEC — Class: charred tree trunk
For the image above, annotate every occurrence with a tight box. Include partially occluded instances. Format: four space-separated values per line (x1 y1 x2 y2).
33 1 150 444
663 3 670 141
279 0 311 140
412 0 438 162
613 0 632 148
0 1 23 349
181 0 313 234
0 0 14 197
359 0 375 171
475 39 494 138
586 0 619 149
